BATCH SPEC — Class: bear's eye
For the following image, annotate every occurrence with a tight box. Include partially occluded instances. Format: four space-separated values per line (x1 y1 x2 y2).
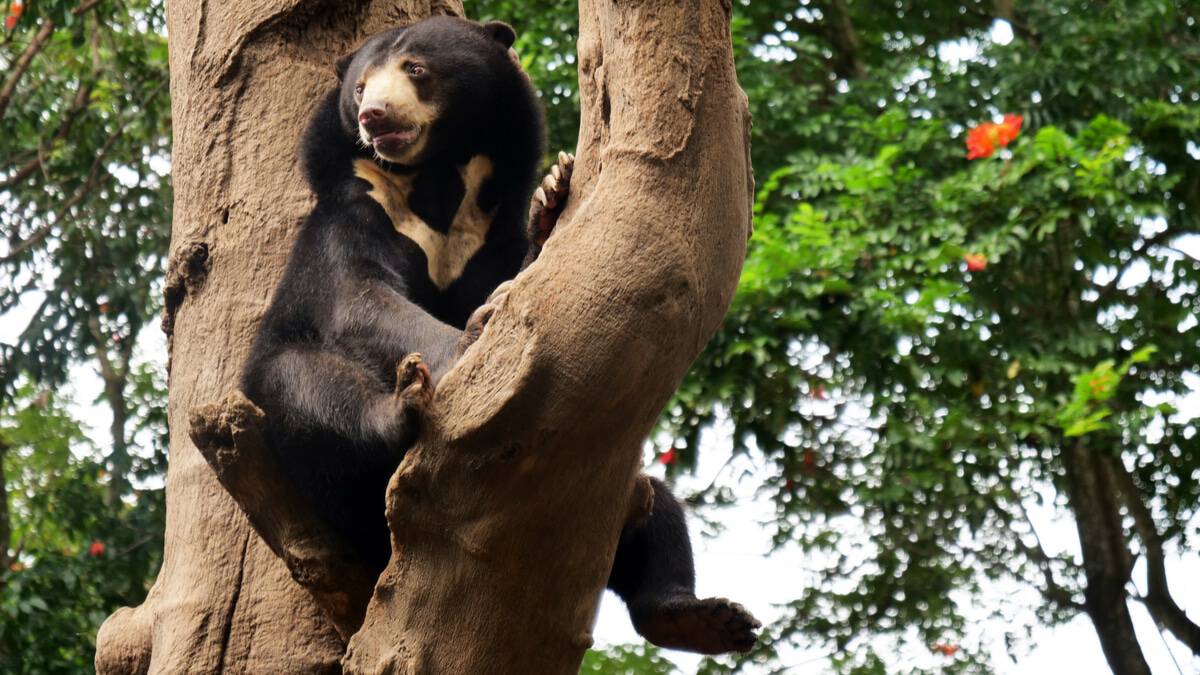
354 83 364 98
407 63 426 77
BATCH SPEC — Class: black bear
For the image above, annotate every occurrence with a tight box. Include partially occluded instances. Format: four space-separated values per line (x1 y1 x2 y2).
240 16 758 654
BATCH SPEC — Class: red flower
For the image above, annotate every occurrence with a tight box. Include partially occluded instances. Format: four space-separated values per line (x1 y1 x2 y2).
8 562 24 572
965 114 1024 159
1088 373 1115 397
932 643 960 656
963 252 987 272
4 3 22 30
88 540 106 557
658 448 677 465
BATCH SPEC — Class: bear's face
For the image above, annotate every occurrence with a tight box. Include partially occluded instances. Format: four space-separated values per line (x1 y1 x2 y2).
336 17 518 166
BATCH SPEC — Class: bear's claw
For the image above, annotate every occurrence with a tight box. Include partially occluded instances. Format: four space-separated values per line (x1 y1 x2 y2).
633 595 761 655
529 151 574 248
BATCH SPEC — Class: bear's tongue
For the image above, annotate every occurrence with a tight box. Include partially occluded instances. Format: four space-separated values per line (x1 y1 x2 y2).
374 125 420 148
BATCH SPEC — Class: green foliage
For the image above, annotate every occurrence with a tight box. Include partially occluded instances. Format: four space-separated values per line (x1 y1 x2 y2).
1 3 170 668
659 1 1200 671
472 0 581 166
1057 345 1158 438
0 384 163 673
581 643 679 675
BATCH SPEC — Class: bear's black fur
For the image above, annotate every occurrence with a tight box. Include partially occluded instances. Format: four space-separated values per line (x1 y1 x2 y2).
240 16 758 654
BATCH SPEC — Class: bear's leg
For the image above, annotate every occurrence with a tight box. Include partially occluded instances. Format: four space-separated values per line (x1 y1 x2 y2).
338 283 463 384
607 477 760 655
253 346 433 452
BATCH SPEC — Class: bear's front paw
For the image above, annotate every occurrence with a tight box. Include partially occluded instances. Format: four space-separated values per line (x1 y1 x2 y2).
367 354 433 446
455 280 513 356
528 151 575 249
395 353 434 411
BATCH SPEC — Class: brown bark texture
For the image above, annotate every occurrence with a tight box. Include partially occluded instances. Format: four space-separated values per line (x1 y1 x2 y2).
97 0 751 672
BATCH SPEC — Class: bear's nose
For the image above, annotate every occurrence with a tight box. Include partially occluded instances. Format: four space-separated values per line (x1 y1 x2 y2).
358 106 387 130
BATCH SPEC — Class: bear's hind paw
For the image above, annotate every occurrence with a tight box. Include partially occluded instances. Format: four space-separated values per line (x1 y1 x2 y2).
633 594 760 656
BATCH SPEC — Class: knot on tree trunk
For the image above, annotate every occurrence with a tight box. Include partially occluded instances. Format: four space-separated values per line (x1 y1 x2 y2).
189 390 376 640
95 605 152 675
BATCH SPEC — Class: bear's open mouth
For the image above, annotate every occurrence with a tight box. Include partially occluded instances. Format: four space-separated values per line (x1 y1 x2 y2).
370 124 422 153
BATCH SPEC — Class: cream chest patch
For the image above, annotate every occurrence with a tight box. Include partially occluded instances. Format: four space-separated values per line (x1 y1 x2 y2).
355 156 496 289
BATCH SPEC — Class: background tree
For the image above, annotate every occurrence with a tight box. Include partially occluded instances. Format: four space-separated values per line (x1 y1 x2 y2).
0 0 169 671
0 0 170 495
473 1 1200 668
661 2 1200 673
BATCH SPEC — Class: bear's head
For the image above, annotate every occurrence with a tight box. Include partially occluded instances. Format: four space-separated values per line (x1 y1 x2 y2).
335 16 519 166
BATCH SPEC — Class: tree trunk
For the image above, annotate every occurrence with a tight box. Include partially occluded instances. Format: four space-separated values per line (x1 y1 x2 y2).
1062 445 1152 675
1106 454 1200 656
97 0 751 672
89 317 132 507
96 2 466 672
0 438 10 571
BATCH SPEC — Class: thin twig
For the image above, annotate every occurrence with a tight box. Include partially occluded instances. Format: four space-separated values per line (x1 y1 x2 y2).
0 20 56 120
0 82 96 190
1 80 165 263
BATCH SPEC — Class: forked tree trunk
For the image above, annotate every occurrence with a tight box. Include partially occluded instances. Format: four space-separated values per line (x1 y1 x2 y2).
96 0 751 672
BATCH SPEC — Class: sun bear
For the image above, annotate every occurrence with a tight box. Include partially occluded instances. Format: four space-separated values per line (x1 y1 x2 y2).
240 16 758 654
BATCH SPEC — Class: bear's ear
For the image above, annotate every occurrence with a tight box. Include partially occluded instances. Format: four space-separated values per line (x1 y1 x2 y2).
334 52 355 82
482 21 516 49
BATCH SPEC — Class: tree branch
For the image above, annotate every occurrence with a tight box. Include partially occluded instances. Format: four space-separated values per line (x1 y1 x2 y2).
0 437 10 571
0 80 95 181
990 0 1039 46
1092 227 1185 305
825 0 865 79
87 316 133 505
1105 455 1200 654
1012 494 1086 612
188 391 376 640
1 12 105 187
73 0 104 15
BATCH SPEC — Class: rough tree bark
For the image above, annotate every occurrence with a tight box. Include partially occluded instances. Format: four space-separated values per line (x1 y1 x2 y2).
97 0 751 672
